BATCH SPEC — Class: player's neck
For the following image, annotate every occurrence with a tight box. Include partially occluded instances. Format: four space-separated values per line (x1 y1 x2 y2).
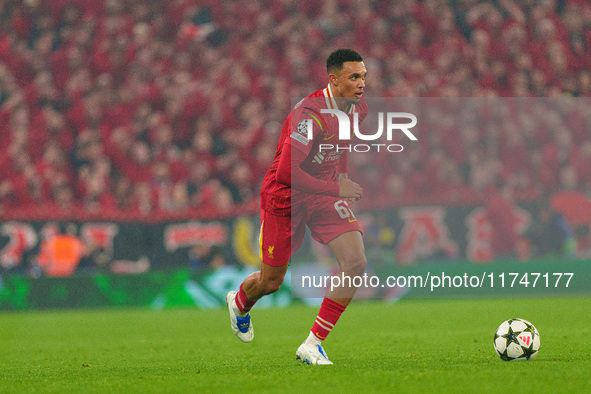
328 83 351 112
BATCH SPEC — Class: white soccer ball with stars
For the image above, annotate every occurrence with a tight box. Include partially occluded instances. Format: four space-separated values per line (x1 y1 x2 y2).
493 318 540 361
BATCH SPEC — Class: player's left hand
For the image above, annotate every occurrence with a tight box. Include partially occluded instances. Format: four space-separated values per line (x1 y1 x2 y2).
338 173 361 204
345 197 358 205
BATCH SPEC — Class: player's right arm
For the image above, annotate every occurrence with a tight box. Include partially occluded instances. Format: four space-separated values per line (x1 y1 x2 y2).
337 172 363 202
275 106 361 199
337 176 363 200
275 146 362 199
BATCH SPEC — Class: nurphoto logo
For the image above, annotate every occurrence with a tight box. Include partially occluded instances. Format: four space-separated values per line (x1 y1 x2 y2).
302 108 418 153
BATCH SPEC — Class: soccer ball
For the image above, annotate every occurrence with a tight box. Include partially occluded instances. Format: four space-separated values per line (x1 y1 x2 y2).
493 318 540 361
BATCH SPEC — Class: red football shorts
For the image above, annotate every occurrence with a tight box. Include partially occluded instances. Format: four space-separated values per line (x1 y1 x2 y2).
259 195 362 267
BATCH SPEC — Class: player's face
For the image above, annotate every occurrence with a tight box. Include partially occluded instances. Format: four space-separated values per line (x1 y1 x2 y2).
330 61 367 104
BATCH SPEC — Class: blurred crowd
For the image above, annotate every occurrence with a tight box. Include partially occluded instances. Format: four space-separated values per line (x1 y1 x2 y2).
1 0 591 220
349 97 591 210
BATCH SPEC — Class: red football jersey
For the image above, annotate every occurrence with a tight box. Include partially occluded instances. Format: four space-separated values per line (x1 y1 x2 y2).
260 84 368 216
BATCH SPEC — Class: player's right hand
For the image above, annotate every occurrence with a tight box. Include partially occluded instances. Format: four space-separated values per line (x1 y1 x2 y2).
337 178 363 201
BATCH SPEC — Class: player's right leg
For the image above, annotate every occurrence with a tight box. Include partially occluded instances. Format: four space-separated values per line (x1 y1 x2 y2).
227 209 299 343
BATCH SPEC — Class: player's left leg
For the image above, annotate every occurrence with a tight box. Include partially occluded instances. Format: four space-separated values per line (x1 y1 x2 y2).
296 230 367 365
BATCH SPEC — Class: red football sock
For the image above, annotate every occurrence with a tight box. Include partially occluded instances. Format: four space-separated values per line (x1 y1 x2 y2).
235 283 256 313
310 298 346 341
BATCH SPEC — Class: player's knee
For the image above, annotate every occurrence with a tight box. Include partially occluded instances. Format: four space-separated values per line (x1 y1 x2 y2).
259 263 287 295
344 254 367 276
260 273 284 295
264 278 283 294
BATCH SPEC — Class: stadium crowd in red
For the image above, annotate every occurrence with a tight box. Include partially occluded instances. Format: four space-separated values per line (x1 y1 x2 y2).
1 0 591 221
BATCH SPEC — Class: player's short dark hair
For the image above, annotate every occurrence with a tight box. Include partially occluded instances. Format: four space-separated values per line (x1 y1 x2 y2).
326 49 363 74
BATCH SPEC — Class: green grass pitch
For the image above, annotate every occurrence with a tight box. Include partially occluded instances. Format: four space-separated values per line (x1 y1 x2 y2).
0 298 589 393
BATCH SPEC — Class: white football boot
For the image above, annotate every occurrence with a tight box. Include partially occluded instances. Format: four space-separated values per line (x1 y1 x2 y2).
295 342 333 365
225 291 254 343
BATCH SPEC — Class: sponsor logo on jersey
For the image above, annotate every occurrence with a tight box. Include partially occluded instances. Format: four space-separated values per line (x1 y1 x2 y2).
312 149 343 164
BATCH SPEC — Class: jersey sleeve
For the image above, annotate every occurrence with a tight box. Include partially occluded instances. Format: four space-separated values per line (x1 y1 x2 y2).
276 139 339 196
277 100 339 196
285 101 321 155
